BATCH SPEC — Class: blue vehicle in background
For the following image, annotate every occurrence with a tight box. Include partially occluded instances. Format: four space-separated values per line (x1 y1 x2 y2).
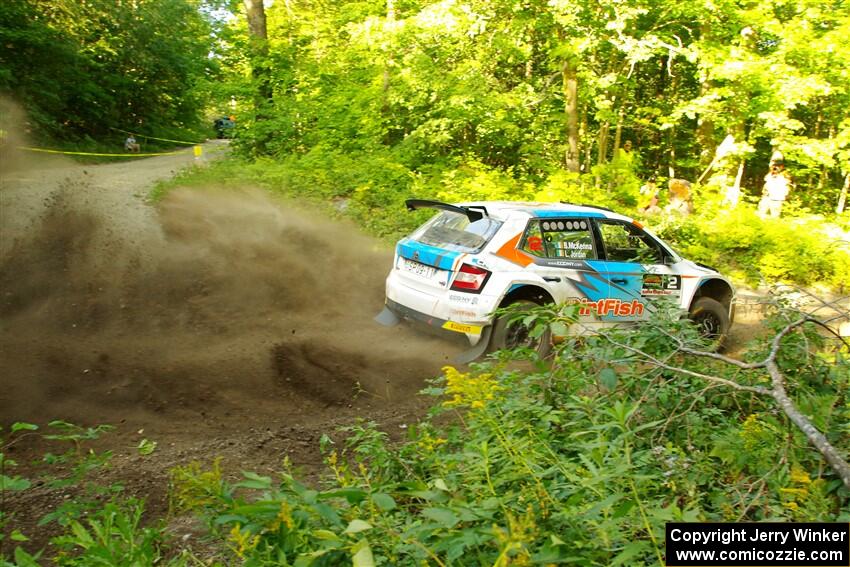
213 116 235 139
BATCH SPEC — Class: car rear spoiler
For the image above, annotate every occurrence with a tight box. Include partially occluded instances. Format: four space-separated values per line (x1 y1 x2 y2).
405 199 488 223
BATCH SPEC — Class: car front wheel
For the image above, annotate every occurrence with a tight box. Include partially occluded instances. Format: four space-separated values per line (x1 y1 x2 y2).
489 299 552 357
689 297 730 349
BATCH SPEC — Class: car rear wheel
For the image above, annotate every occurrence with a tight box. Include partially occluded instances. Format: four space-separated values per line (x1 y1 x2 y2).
689 297 730 349
489 299 552 357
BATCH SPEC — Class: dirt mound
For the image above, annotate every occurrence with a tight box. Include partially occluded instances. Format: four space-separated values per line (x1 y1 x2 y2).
0 182 457 434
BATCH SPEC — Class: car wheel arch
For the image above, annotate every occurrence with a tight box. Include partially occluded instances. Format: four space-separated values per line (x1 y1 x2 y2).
498 285 554 308
689 278 734 313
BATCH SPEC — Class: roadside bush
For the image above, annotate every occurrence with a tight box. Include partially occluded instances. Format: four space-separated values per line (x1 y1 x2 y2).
1 422 186 566
171 306 848 566
650 206 850 289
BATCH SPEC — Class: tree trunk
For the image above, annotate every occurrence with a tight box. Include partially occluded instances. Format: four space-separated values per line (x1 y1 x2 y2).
382 0 395 100
597 123 609 166
838 173 849 214
381 0 395 143
581 110 591 172
244 0 267 39
720 120 745 200
724 160 744 208
562 58 579 173
819 125 835 194
695 23 714 168
244 0 272 111
667 126 676 179
612 110 624 156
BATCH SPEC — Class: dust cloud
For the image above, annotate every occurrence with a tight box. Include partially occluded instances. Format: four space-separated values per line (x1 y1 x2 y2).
0 98 36 175
0 176 459 433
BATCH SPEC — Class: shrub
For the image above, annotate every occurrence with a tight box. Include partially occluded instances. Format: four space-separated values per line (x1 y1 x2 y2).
175 306 848 565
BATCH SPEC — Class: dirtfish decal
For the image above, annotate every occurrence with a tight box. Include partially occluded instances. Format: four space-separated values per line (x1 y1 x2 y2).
568 298 645 317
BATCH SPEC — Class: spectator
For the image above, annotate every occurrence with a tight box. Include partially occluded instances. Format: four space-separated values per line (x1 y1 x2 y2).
638 176 661 214
665 178 694 216
124 135 140 153
758 163 792 218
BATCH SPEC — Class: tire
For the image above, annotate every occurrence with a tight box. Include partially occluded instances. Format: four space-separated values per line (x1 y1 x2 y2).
689 297 730 350
489 299 552 357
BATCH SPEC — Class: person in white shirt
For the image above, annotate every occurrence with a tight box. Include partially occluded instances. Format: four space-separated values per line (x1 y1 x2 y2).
124 135 140 153
758 163 792 218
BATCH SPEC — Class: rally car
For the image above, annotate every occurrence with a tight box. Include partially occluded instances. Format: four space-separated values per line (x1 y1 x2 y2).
375 200 735 361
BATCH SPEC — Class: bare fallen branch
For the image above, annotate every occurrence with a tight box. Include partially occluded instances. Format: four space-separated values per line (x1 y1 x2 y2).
594 315 850 489
599 333 770 395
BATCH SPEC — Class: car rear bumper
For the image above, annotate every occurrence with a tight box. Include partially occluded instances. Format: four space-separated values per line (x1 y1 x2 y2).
383 298 489 346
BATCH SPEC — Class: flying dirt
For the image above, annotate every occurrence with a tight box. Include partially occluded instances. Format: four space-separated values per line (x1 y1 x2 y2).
0 144 462 438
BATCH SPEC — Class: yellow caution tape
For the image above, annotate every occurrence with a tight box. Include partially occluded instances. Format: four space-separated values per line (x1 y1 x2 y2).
110 127 202 146
18 146 186 157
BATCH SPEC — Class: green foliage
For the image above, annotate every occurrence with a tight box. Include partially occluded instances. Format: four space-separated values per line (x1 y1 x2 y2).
0 0 216 142
50 499 182 567
0 421 128 562
214 0 850 215
172 307 848 565
650 204 850 288
169 458 229 517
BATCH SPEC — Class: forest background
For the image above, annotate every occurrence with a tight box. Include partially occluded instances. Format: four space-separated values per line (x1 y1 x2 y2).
2 0 850 288
1 1 849 565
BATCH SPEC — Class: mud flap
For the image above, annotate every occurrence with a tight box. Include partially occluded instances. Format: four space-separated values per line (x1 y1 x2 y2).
374 305 401 327
454 325 492 364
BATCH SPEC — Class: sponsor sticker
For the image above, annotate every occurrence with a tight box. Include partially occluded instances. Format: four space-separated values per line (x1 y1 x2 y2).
442 321 482 335
450 309 478 319
641 274 681 296
567 298 646 317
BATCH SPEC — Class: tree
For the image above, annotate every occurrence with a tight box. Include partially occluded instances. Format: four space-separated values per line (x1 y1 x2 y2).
0 0 216 141
243 0 272 109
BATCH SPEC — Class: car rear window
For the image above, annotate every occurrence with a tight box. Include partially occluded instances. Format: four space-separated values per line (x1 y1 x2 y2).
410 211 503 253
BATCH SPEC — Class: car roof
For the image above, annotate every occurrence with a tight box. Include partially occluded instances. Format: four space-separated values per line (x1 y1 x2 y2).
455 201 632 222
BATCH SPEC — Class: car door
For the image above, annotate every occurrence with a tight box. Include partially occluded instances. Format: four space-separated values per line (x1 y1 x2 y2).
518 217 611 328
592 219 675 323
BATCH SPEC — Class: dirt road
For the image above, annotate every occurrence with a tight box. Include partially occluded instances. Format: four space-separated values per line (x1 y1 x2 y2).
1 143 463 549
1 142 460 424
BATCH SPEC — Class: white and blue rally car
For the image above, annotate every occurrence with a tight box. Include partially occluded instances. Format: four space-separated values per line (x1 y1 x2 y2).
376 200 735 360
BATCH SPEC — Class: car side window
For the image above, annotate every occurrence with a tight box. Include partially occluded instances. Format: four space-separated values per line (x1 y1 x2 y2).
520 219 596 260
597 220 662 264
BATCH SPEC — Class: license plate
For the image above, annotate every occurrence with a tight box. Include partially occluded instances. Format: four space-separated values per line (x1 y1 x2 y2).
401 258 437 279
442 321 482 335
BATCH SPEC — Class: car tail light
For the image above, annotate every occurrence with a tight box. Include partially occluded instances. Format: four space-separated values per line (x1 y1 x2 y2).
451 263 491 293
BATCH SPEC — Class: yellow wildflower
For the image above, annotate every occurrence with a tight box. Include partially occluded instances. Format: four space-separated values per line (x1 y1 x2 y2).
417 430 447 453
492 506 538 566
276 500 294 530
739 414 766 449
789 466 811 485
227 524 260 559
442 366 504 410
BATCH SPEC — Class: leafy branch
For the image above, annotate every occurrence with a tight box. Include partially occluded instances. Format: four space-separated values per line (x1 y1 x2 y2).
593 309 850 489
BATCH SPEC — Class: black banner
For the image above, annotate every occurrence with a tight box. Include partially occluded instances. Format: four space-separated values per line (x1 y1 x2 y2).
666 523 849 566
